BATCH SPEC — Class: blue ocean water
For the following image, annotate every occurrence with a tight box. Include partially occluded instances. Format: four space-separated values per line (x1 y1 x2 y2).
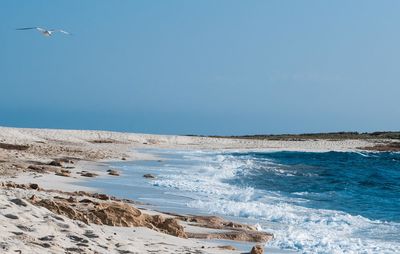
87 149 400 253
228 151 400 223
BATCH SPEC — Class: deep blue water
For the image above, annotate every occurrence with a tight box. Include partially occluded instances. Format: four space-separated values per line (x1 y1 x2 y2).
228 151 400 222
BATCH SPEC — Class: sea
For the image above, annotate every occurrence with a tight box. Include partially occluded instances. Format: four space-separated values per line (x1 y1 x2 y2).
84 149 400 254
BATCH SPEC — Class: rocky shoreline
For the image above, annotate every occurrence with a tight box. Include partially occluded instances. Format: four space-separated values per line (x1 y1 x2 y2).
1 181 272 253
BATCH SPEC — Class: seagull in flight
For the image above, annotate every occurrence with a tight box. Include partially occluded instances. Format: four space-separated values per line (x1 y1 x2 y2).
16 27 71 37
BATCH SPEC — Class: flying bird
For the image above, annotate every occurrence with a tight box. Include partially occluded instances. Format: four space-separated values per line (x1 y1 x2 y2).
16 27 71 37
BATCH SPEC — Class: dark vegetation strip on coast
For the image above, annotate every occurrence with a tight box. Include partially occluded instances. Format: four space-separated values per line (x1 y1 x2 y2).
187 131 400 141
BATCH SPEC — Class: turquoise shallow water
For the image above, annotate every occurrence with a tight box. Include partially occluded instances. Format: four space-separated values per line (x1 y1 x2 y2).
86 149 400 254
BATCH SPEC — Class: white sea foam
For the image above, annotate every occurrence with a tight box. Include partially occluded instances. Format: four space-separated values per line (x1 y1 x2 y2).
150 151 400 254
188 198 400 253
153 153 255 200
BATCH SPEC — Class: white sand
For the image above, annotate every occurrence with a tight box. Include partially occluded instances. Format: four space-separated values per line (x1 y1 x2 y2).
0 187 242 254
0 126 379 153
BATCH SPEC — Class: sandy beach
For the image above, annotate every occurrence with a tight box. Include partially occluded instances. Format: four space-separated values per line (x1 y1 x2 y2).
0 126 392 254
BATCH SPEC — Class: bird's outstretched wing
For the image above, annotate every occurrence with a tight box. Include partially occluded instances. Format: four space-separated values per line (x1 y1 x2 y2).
16 27 46 32
57 30 71 35
16 27 37 30
47 29 71 35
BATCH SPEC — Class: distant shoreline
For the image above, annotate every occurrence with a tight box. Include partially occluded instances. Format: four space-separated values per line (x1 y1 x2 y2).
190 131 400 152
189 130 400 140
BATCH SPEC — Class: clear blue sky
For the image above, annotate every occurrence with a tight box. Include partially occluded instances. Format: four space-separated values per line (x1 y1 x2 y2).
1 1 399 135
